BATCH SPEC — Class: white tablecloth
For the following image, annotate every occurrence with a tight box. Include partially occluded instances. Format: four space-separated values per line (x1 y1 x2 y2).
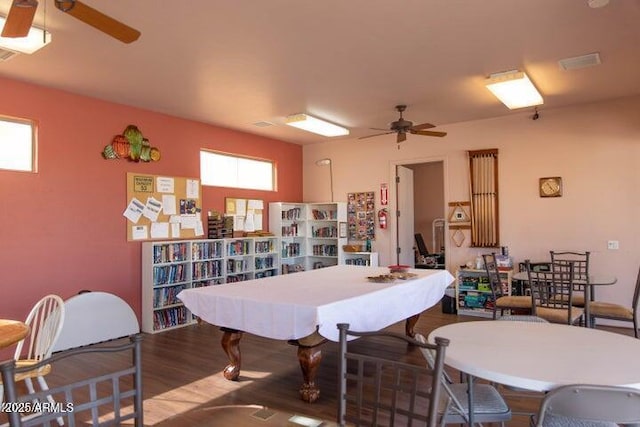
178 265 453 342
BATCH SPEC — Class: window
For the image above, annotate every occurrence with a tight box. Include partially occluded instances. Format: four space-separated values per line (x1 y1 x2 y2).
200 150 274 191
0 116 36 172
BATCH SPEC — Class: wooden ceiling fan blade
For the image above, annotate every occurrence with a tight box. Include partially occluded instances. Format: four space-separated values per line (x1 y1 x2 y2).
358 131 394 140
412 130 447 138
55 0 141 43
411 122 436 131
1 0 38 38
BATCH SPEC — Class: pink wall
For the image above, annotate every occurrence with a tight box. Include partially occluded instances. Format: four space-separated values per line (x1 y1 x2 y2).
0 77 302 331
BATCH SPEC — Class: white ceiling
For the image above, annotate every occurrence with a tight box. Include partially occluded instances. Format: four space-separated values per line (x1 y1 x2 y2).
1 0 639 145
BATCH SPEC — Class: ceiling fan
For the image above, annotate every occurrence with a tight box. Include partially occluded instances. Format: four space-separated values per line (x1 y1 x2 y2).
360 105 447 146
1 0 141 44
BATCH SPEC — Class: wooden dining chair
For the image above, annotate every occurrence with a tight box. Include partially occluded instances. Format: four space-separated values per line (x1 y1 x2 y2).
589 265 640 338
526 261 584 325
0 295 65 413
483 253 532 319
337 323 449 427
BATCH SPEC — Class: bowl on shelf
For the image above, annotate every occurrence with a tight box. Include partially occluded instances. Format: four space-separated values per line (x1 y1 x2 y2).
343 244 362 252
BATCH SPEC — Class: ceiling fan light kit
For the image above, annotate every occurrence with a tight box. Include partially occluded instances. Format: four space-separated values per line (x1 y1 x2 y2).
485 70 543 109
0 15 51 54
285 113 349 137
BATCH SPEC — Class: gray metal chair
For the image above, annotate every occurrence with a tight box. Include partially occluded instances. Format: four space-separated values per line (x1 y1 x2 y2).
483 253 532 319
0 334 144 427
534 384 640 427
589 265 640 338
527 261 584 325
550 251 590 307
337 323 449 427
414 333 511 426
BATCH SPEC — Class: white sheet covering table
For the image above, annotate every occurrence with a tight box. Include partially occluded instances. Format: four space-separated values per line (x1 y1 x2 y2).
178 265 453 402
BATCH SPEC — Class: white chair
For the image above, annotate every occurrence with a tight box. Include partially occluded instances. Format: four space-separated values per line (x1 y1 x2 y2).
414 333 511 426
0 294 65 417
534 384 640 426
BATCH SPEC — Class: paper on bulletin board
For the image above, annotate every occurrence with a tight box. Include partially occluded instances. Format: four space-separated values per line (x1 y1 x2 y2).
225 198 264 231
126 173 202 241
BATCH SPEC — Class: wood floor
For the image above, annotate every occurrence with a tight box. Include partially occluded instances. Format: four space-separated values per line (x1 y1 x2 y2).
3 305 634 426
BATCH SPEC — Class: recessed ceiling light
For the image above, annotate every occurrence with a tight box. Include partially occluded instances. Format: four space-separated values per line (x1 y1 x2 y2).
485 70 543 109
587 0 609 8
285 114 349 137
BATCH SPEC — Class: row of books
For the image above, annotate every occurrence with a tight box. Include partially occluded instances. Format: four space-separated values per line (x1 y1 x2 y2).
227 258 249 273
193 278 225 287
191 241 223 260
192 259 224 279
226 273 252 283
255 256 275 270
152 243 188 264
255 240 275 254
282 242 302 258
281 224 300 237
255 270 277 279
153 264 187 285
153 285 184 308
311 244 338 256
311 209 336 220
282 263 305 274
282 208 302 220
311 226 337 238
345 257 371 266
153 306 187 329
226 239 251 256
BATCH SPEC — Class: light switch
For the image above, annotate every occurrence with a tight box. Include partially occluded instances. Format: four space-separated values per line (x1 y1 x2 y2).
607 240 619 250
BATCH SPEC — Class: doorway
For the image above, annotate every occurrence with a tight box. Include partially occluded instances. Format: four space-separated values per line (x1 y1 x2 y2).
391 158 446 269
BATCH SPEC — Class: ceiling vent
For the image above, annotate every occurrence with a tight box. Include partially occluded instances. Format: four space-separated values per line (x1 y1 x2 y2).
252 121 274 128
0 47 18 62
559 53 601 71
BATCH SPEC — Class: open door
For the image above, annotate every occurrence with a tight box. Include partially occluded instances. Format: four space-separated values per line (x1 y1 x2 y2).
395 165 415 266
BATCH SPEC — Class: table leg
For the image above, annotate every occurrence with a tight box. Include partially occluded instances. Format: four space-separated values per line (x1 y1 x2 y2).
584 285 592 328
467 374 475 426
405 314 420 337
220 328 243 380
297 344 323 403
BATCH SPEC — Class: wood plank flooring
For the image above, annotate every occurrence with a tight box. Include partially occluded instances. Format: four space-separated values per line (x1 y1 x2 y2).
2 305 634 426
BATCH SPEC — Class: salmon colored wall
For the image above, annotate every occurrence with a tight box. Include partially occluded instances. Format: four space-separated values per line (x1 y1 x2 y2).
304 95 640 327
0 77 302 335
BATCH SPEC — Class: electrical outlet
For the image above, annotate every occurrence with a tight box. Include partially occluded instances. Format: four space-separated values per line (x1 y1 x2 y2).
607 240 619 250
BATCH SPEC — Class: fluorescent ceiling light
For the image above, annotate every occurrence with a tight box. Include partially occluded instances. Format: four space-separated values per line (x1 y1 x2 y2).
0 16 52 54
485 70 543 109
285 114 349 137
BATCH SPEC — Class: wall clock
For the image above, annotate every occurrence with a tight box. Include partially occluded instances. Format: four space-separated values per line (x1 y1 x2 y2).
539 177 562 197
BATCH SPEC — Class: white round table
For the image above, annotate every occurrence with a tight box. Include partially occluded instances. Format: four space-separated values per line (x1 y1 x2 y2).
429 320 640 392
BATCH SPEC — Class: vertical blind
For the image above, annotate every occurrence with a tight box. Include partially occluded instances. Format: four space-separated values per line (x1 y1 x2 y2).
468 149 499 247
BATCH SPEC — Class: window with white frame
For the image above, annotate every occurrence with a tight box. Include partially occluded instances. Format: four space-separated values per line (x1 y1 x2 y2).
0 116 36 172
200 150 275 191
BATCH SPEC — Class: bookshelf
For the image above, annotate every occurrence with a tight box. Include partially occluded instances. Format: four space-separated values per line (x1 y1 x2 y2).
455 268 513 318
141 237 281 333
269 202 347 274
344 251 379 267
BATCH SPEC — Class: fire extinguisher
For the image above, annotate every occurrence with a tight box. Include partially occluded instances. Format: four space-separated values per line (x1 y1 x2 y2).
378 208 388 229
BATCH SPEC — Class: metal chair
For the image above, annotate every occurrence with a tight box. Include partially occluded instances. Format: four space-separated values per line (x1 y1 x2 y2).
483 253 532 319
414 333 511 426
589 265 640 338
534 384 640 427
337 323 449 427
0 334 144 427
526 261 584 325
0 295 65 413
550 251 590 307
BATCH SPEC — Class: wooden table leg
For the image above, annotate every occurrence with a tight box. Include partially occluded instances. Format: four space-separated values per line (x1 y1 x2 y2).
405 313 420 337
297 344 323 403
220 328 243 381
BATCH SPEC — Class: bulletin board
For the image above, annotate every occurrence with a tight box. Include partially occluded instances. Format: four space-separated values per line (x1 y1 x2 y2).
347 191 376 241
224 198 264 232
123 172 203 241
